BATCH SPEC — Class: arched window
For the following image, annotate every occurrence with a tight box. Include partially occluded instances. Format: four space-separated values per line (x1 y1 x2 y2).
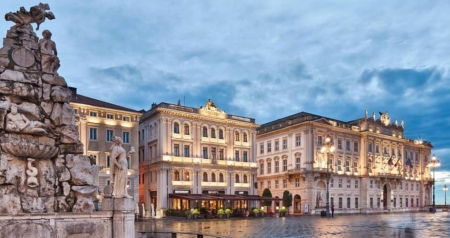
243 174 248 183
235 174 240 183
219 129 224 139
174 122 180 134
211 173 216 182
174 170 180 181
203 172 208 182
184 171 190 181
211 128 216 138
203 127 208 137
184 123 190 135
219 173 224 182
235 131 240 141
243 132 248 142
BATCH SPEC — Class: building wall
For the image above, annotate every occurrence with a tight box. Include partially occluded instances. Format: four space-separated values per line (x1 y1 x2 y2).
70 102 142 201
139 103 259 217
256 113 433 214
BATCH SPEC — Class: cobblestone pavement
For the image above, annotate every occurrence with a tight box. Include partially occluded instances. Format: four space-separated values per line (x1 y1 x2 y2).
136 212 450 238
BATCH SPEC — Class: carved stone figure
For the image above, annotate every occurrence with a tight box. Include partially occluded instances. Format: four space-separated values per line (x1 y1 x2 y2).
39 30 60 74
4 3 55 31
6 103 57 135
110 136 132 198
26 158 39 187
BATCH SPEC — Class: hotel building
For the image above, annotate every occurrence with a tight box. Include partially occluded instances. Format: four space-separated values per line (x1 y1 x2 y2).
138 100 260 217
256 110 433 214
69 88 143 200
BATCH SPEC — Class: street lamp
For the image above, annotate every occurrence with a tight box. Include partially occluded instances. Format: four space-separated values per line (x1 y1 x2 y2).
428 154 441 213
321 135 335 217
443 185 448 207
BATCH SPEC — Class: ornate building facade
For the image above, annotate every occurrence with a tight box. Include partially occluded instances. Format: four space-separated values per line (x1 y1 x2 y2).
69 88 143 200
256 111 433 214
139 100 259 217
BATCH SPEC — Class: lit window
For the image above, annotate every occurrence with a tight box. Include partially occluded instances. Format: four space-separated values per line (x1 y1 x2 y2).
203 172 208 182
123 132 130 143
89 128 97 140
235 174 240 183
174 170 180 181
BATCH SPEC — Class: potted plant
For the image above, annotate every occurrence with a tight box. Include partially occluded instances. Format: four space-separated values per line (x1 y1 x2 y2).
217 208 225 219
259 208 265 217
185 210 192 219
192 208 200 219
279 207 287 217
225 208 232 218
252 208 260 217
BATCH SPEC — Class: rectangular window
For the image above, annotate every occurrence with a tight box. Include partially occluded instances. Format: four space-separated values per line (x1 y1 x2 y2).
267 162 271 174
370 197 373 208
243 151 248 162
394 198 397 207
283 179 287 188
296 135 301 146
337 160 342 171
377 198 380 208
347 197 351 208
275 161 279 173
330 179 334 188
345 160 350 172
219 149 224 160
354 142 358 152
89 111 97 117
275 179 279 189
283 160 287 171
123 116 130 121
339 198 343 209
400 181 403 190
406 198 409 207
267 142 272 152
123 132 130 143
317 135 322 146
338 139 342 150
235 150 240 161
275 141 279 151
355 198 359 209
338 179 342 188
260 163 264 175
400 198 403 207
416 183 419 191
296 157 301 169
267 181 271 189
174 144 180 156
370 180 373 189
295 178 300 187
106 155 110 168
346 140 350 151
376 145 379 153
184 145 190 157
355 180 358 189
368 143 373 153
260 144 264 154
331 197 334 207
106 129 114 142
347 179 351 188
106 114 114 119
260 181 263 189
89 128 97 140
283 139 287 149
203 147 208 159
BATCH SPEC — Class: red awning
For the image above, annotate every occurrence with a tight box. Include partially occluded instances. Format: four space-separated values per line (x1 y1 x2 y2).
168 193 282 201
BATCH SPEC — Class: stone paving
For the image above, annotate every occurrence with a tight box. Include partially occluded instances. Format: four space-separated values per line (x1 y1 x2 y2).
136 211 450 238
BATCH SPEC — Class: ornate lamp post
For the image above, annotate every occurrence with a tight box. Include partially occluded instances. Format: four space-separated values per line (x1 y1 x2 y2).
443 185 448 207
321 135 335 217
428 154 440 213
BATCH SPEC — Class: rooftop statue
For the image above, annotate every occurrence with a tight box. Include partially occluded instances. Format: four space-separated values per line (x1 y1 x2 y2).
5 3 55 30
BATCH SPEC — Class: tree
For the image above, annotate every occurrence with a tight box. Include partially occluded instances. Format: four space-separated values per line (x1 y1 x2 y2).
262 188 273 206
282 190 292 211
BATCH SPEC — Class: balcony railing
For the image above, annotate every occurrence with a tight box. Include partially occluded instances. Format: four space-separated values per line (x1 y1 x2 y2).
172 181 193 186
158 155 257 168
288 168 306 175
201 182 227 187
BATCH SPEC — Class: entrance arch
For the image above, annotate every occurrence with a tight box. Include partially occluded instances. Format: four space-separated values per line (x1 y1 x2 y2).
294 195 302 214
382 183 391 210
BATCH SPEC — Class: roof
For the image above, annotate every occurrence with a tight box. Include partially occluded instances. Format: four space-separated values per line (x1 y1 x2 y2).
69 88 142 113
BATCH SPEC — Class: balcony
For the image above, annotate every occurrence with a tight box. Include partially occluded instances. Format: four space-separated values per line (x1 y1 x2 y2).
288 168 306 175
172 181 193 186
159 155 257 168
202 182 227 187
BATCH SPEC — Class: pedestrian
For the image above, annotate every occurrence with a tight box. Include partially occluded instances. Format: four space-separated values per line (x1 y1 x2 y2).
331 204 334 218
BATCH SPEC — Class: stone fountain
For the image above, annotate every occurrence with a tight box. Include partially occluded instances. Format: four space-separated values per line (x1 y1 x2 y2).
0 3 134 238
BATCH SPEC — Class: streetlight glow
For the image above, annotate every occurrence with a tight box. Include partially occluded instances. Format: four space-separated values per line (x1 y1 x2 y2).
444 185 448 207
428 154 441 213
321 134 334 217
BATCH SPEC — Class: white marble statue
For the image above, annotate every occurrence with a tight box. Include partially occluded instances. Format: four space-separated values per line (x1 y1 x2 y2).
6 103 57 135
110 136 132 198
39 30 60 74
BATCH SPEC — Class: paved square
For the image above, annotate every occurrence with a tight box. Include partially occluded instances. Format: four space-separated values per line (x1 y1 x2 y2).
136 212 450 237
